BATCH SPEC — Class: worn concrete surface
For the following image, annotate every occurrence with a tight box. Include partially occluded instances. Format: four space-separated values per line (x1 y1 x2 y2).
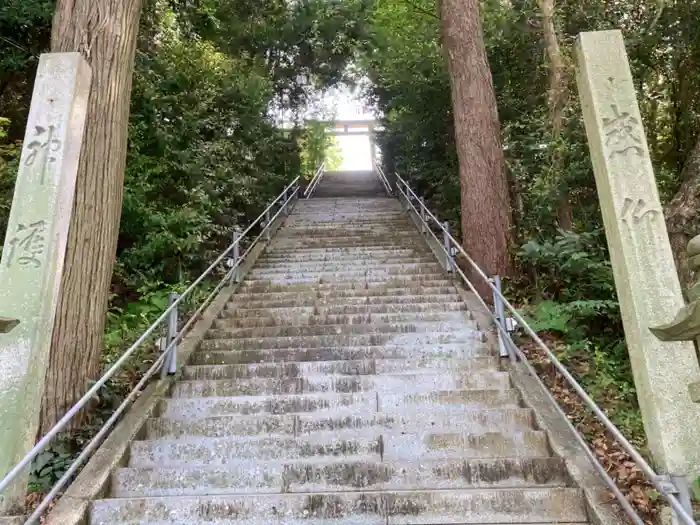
48 172 621 524
43 200 297 525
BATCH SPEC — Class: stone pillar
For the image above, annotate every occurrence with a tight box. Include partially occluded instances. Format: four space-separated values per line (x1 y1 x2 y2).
369 122 377 169
0 53 91 514
575 30 700 476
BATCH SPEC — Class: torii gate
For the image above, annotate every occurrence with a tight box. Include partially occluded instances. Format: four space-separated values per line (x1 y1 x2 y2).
317 119 382 167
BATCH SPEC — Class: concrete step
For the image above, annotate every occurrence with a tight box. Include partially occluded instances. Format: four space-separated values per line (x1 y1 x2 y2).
190 343 493 366
227 290 461 305
238 280 455 294
90 488 587 524
112 457 569 497
158 389 522 420
273 233 420 241
242 274 449 286
239 280 456 294
224 298 462 310
128 428 549 468
204 319 478 340
261 251 431 263
181 356 499 380
250 262 444 274
169 371 511 398
214 310 471 329
246 269 447 282
198 329 485 352
146 408 535 439
270 240 428 249
129 433 380 468
256 254 437 265
221 303 467 322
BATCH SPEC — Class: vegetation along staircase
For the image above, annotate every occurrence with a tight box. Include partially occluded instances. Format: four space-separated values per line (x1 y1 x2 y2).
90 171 590 524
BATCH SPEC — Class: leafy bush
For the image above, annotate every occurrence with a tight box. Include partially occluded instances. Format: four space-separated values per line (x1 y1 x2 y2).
0 117 20 248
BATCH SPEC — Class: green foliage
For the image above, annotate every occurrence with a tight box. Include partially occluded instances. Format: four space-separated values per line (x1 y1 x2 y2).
515 230 621 351
28 438 73 492
2 0 367 495
0 117 20 247
512 230 642 442
0 0 53 139
299 120 342 177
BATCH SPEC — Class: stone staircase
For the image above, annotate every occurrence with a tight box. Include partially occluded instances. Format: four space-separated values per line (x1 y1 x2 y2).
88 173 590 524
311 170 386 198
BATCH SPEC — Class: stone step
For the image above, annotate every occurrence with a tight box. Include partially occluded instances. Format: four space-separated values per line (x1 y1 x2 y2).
198 329 485 352
146 408 535 439
249 262 444 275
214 311 471 329
221 302 467 321
129 434 380 468
256 254 437 266
158 389 522 420
281 220 410 227
238 280 455 294
253 263 441 273
239 280 456 294
169 371 511 398
190 343 493 366
181 356 499 380
270 233 414 240
112 457 569 497
204 319 478 340
246 270 447 282
228 290 461 305
242 274 449 286
128 428 549 468
261 249 429 262
270 240 428 250
90 488 587 524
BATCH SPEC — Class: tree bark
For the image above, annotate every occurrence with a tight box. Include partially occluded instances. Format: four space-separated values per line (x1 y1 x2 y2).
665 135 700 292
538 0 571 231
39 0 144 434
439 0 513 298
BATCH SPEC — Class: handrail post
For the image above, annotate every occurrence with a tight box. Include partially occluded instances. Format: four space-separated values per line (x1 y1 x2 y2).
265 208 271 241
282 187 288 215
231 226 241 284
403 181 410 212
492 275 510 360
161 292 179 379
420 198 427 234
670 474 694 523
443 221 453 273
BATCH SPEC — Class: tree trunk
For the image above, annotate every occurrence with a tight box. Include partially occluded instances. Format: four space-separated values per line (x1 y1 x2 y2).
665 135 700 292
538 0 572 231
439 0 514 298
39 0 144 435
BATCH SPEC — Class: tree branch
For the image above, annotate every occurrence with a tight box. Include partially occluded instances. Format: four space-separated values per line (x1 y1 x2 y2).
403 0 439 19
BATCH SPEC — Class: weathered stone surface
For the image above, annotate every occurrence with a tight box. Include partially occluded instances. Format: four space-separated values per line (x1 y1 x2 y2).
575 29 700 475
0 52 91 513
50 175 615 524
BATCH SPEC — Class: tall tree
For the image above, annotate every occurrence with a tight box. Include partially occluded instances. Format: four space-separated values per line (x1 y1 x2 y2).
538 0 572 230
438 0 513 296
39 0 144 434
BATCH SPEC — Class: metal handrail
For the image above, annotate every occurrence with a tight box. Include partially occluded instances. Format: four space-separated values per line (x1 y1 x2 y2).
303 162 326 198
394 173 697 525
373 160 393 196
0 176 301 524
